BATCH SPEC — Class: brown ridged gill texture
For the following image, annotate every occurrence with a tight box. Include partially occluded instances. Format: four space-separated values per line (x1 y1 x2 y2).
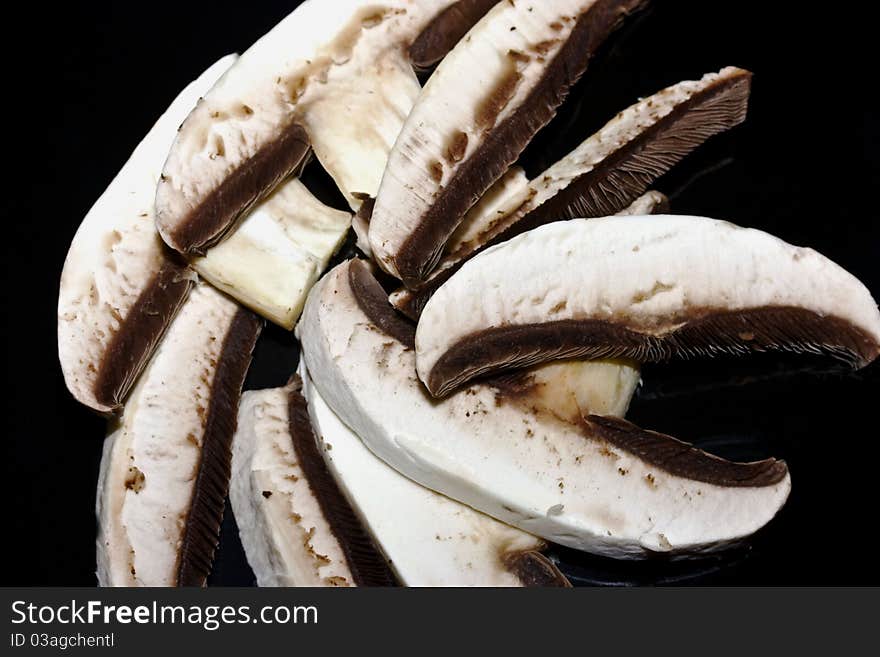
394 0 649 286
492 69 751 245
176 309 263 586
409 0 500 71
585 415 788 487
95 258 194 412
159 122 310 254
349 260 416 349
427 306 880 397
503 550 572 587
286 375 398 587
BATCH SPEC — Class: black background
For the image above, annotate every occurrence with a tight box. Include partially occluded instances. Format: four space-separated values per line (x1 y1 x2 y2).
3 1 877 586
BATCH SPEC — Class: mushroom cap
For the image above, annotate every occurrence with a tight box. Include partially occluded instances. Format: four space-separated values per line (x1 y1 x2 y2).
416 215 880 397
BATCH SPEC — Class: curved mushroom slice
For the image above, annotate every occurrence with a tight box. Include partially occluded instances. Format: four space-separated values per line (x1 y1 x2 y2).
369 0 648 285
58 55 236 413
298 259 790 558
390 188 667 320
232 373 566 587
416 215 880 397
230 379 396 587
192 179 351 329
96 282 262 586
155 0 482 254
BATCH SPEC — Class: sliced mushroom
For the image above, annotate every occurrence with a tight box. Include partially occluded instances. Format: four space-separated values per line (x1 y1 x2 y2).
58 55 236 413
389 66 748 318
390 189 667 320
192 179 351 329
416 215 880 397
230 378 396 586
155 0 486 254
369 0 648 285
298 259 790 558
96 282 262 586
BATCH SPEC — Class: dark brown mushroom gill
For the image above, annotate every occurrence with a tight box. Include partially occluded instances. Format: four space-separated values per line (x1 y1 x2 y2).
176 308 263 586
409 0 500 72
584 415 788 488
94 257 194 413
425 306 880 398
286 375 398 587
158 124 311 255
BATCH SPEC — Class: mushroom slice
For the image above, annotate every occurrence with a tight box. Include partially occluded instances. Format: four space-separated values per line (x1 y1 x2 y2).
389 66 748 317
155 0 483 254
242 361 566 586
390 189 667 320
298 259 790 558
192 179 351 329
96 282 262 586
369 0 648 286
416 215 880 397
58 55 236 414
230 378 396 587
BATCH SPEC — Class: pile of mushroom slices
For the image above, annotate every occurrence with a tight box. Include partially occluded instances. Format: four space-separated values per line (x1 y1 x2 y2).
57 0 880 587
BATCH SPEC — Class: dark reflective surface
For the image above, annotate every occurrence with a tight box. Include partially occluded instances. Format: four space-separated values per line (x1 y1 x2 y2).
5 0 877 585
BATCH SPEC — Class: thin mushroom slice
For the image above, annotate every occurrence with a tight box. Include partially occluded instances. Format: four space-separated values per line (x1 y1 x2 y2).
230 378 396 587
155 0 482 254
303 362 568 586
58 55 236 414
369 0 648 286
416 215 880 397
390 188 667 320
298 259 790 558
96 282 262 586
192 179 351 329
